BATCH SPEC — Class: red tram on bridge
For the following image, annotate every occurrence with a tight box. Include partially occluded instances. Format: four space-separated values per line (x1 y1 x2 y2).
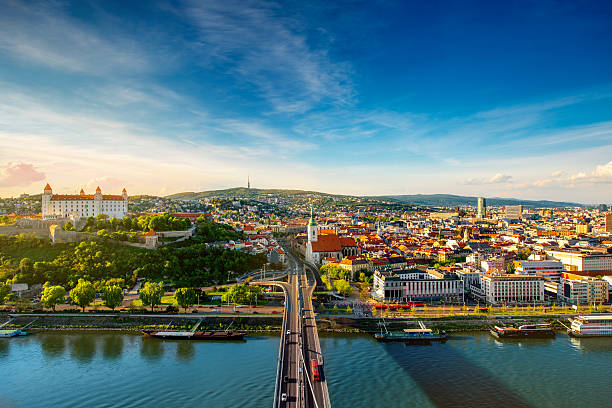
311 359 320 381
372 301 425 311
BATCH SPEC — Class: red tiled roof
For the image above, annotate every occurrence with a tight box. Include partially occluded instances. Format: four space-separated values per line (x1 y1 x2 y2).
311 234 342 252
145 229 157 236
44 183 52 190
340 237 357 247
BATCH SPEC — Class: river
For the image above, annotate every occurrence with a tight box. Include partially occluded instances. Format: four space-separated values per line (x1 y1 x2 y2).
1 331 611 407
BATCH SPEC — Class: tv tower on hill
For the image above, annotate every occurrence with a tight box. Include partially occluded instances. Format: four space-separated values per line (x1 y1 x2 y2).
247 175 250 189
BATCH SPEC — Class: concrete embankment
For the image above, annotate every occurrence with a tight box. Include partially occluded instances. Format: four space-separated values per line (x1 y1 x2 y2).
1 313 283 333
317 315 575 333
2 312 574 333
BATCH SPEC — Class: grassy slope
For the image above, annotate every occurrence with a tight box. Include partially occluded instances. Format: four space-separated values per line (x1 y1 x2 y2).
1 243 75 263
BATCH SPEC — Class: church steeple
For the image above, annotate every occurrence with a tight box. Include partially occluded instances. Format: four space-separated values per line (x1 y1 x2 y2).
308 203 317 226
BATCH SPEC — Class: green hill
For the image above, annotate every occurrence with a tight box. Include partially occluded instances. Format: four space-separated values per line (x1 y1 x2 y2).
374 194 582 208
165 188 582 208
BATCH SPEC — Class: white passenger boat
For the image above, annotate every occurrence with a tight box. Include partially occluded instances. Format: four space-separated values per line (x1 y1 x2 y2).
569 315 612 337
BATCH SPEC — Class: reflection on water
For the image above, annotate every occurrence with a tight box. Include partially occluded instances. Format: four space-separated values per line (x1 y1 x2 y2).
69 333 97 363
41 333 66 359
491 336 555 348
569 336 612 353
0 339 9 356
383 341 533 408
102 334 124 359
140 337 164 361
176 341 195 363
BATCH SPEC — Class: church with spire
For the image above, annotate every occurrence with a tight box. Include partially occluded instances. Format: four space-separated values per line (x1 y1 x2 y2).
304 204 359 264
41 184 128 220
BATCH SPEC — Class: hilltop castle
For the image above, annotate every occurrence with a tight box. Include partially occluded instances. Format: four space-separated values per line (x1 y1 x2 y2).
41 184 128 220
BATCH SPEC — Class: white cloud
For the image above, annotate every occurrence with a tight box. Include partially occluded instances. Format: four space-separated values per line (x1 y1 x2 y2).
464 173 513 185
0 163 45 187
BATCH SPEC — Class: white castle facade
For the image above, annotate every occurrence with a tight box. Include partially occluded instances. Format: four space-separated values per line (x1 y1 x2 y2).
41 184 128 220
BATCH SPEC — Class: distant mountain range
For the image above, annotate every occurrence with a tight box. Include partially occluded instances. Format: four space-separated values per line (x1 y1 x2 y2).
165 188 583 208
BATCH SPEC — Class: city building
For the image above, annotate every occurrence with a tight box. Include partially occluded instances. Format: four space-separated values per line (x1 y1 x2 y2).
41 184 128 220
606 213 612 233
480 274 544 305
477 197 486 219
372 268 464 302
515 260 565 282
305 205 359 264
545 250 612 274
503 205 523 220
557 272 609 305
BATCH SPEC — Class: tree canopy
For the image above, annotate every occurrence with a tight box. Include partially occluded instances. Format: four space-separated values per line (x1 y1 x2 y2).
139 281 164 311
41 283 65 311
174 288 196 311
101 285 124 310
70 279 96 311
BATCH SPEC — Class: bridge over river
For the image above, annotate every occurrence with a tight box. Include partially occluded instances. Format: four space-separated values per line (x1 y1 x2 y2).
260 248 331 408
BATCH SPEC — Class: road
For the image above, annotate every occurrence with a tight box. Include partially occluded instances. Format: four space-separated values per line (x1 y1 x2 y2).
299 271 331 408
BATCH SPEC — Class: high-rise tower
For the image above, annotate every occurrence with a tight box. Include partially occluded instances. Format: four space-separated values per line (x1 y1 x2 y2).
477 197 487 218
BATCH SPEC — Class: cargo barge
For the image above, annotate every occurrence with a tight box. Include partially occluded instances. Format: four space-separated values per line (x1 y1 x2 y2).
490 323 555 338
374 320 447 343
141 319 246 341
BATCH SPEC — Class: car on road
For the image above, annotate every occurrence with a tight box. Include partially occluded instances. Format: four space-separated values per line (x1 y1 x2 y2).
283 375 289 383
286 330 291 335
281 393 287 402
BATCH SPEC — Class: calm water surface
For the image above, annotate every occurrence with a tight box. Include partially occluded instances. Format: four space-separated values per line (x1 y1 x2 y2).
1 331 612 407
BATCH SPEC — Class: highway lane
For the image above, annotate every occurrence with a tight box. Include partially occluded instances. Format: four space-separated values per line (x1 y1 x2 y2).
299 272 331 408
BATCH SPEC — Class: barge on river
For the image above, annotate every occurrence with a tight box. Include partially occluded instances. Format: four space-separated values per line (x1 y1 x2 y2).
374 320 447 343
490 323 555 338
141 319 246 341
0 329 28 338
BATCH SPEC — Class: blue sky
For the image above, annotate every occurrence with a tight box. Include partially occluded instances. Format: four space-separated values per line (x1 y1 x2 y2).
0 0 611 203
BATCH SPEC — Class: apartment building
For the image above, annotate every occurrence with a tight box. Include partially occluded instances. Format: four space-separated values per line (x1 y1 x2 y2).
557 272 609 305
481 274 544 305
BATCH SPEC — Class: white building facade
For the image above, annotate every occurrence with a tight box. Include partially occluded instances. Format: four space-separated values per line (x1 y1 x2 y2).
481 274 544 305
42 184 128 220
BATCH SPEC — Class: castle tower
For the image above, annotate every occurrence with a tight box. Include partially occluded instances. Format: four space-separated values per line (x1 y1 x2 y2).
42 183 52 219
94 186 102 216
122 188 128 200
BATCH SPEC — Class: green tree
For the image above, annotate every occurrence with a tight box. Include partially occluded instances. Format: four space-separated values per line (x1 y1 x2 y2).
140 281 164 311
101 285 124 311
70 279 96 312
334 279 353 297
41 283 65 311
63 221 75 231
174 288 196 312
0 281 10 304
507 262 516 274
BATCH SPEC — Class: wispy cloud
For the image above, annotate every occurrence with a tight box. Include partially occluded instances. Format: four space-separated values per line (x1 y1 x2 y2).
182 0 354 113
0 0 164 75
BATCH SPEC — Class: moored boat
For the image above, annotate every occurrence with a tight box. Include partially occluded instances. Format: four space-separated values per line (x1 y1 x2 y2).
374 328 447 342
569 315 612 337
490 323 554 338
141 330 246 340
0 329 28 338
374 319 447 342
142 319 246 341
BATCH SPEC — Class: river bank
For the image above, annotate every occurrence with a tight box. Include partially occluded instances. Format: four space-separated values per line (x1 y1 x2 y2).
1 312 575 333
